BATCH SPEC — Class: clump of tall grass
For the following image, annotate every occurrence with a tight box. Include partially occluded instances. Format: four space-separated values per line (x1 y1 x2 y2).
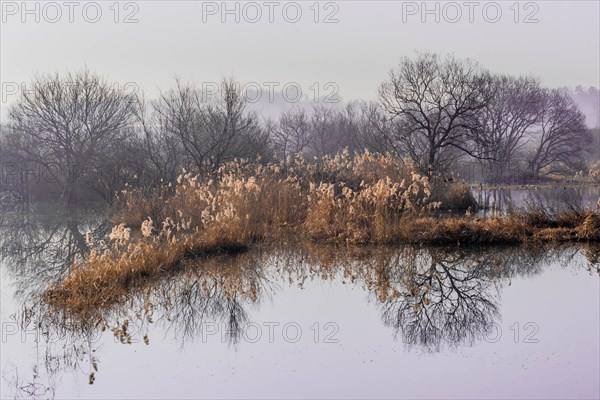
44 150 600 316
316 149 416 188
523 197 600 242
304 173 438 244
43 220 250 316
430 180 478 211
406 215 528 244
46 151 440 313
111 150 437 241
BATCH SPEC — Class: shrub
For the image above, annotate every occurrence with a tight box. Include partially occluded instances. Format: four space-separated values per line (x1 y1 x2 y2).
430 181 478 211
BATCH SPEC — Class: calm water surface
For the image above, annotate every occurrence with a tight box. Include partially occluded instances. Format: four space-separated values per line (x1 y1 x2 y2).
0 209 598 399
474 185 600 215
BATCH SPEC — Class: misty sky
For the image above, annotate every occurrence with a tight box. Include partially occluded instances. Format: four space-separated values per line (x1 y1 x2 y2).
1 0 599 115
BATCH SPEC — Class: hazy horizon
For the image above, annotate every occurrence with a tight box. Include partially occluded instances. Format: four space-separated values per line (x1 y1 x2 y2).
1 1 599 119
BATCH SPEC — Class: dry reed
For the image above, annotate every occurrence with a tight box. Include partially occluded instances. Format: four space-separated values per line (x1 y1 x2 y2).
44 150 600 316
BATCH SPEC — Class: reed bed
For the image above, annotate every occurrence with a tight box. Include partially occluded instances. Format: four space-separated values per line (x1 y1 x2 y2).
43 150 600 315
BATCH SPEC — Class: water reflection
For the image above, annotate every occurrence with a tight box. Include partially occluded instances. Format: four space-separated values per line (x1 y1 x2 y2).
379 249 501 350
0 212 598 397
474 185 600 215
0 210 109 399
0 210 104 303
135 253 272 345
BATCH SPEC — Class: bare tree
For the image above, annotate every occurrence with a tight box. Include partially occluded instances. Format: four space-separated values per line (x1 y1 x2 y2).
333 103 363 154
272 103 362 160
1 124 33 207
137 90 192 184
7 70 138 205
145 78 271 174
272 107 312 159
349 101 400 156
307 104 345 159
379 53 492 176
526 89 590 177
472 75 543 182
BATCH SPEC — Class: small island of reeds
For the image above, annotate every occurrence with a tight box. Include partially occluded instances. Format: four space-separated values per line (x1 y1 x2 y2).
43 151 600 317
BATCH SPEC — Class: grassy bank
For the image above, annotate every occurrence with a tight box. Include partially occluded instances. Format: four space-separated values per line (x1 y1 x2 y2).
43 151 600 316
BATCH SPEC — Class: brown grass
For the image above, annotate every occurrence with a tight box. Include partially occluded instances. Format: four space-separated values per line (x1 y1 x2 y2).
43 229 249 318
43 150 600 316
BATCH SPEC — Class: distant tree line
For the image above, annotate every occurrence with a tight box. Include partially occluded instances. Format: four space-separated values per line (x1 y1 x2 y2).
1 53 597 208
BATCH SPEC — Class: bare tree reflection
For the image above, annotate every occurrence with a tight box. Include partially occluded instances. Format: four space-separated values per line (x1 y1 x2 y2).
273 244 555 351
379 248 501 350
1 213 598 390
122 252 273 345
0 209 103 302
1 209 104 399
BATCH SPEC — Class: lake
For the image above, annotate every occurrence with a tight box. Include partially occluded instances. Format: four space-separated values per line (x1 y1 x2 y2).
0 209 599 399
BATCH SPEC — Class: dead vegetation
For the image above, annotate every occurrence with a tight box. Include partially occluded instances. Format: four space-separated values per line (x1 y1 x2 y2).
43 150 600 316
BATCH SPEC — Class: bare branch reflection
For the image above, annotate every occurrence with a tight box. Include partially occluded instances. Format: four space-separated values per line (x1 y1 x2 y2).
1 212 598 390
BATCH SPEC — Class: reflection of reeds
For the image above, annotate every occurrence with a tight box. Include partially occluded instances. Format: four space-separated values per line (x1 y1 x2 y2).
43 233 250 318
40 243 597 349
43 151 600 316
